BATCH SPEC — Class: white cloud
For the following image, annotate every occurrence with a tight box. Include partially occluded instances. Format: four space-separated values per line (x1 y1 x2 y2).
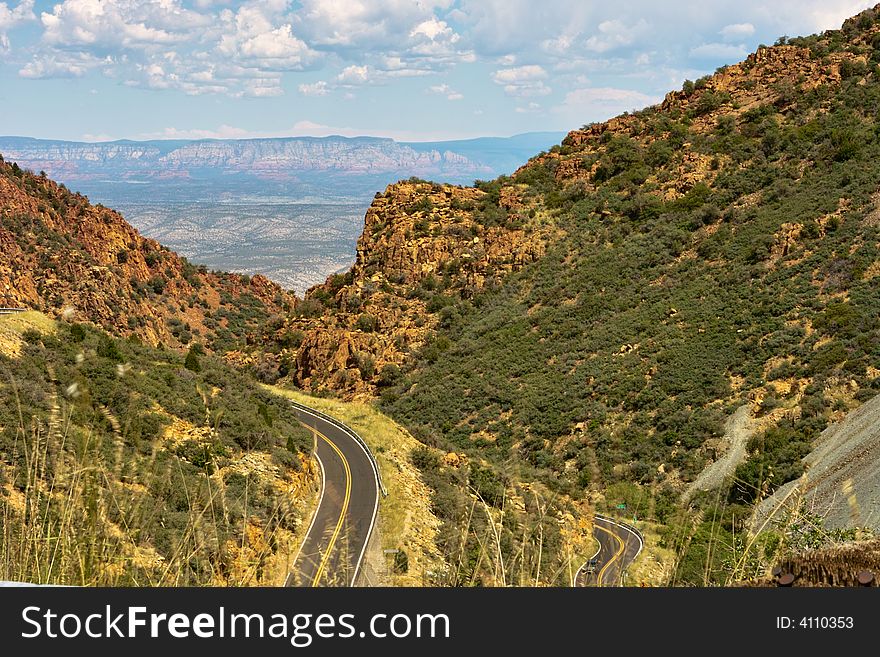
216 3 317 71
80 132 115 141
585 19 648 53
492 64 551 97
0 0 34 51
40 0 208 49
492 64 546 83
295 0 455 48
143 124 253 140
515 101 542 114
242 77 284 97
720 22 755 40
411 17 452 41
294 1 471 76
428 82 463 100
298 80 329 96
10 0 880 119
542 33 577 55
689 42 749 60
21 0 314 95
408 16 467 58
336 64 371 85
19 51 110 78
556 86 658 123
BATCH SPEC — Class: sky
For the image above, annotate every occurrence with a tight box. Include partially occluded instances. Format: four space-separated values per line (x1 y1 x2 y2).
0 0 876 142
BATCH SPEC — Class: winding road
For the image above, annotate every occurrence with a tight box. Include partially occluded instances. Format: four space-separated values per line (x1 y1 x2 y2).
575 514 644 587
284 401 639 589
285 403 381 587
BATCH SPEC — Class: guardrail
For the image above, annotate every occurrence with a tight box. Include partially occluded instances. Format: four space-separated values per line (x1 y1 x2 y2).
288 399 388 498
0 307 27 315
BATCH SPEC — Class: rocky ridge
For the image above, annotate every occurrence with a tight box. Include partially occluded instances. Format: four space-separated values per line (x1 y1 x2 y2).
0 158 293 350
284 180 551 396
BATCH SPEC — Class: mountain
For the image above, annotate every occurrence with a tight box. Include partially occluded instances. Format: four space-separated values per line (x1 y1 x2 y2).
0 132 564 298
0 310 316 586
0 159 321 586
0 132 566 186
0 156 293 353
280 5 880 584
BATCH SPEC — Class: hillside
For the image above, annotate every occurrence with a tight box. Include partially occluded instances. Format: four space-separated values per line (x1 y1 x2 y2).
0 155 321 586
0 157 293 354
0 311 315 585
285 6 880 584
756 390 880 531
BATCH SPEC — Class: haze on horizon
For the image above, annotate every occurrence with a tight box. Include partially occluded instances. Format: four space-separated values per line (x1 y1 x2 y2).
0 0 875 144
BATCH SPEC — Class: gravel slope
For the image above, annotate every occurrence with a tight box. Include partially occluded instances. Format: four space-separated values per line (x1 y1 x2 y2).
754 393 880 531
684 404 754 501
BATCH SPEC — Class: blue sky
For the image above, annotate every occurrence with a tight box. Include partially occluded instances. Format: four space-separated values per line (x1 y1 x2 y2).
0 1 875 142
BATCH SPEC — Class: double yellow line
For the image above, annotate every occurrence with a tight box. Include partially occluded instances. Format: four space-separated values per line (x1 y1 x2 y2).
594 523 626 586
307 424 352 587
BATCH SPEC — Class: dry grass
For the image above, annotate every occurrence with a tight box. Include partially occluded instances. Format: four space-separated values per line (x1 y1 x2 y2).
0 405 316 586
0 323 317 586
265 388 607 587
0 311 56 358
626 522 676 586
263 385 447 586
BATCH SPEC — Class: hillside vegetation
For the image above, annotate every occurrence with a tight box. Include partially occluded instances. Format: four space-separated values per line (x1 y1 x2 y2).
0 157 294 354
287 7 880 584
0 312 314 585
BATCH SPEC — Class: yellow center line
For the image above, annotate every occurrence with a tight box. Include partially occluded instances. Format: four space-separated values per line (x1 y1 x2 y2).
595 523 626 587
306 424 352 587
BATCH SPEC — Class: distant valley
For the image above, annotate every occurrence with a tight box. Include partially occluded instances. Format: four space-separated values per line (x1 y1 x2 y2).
0 133 562 293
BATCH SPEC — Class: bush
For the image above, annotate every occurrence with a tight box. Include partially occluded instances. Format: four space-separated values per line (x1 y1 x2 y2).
377 363 402 387
184 346 202 373
355 314 378 333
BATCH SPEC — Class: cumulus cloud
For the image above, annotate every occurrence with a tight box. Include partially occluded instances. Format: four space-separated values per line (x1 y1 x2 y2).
492 64 551 97
21 0 315 96
142 124 254 140
298 80 329 96
428 83 463 100
216 3 317 71
585 19 648 53
720 22 755 40
556 86 658 123
295 0 454 49
336 64 371 85
40 0 208 49
20 52 110 78
7 0 879 114
0 0 34 51
515 101 542 114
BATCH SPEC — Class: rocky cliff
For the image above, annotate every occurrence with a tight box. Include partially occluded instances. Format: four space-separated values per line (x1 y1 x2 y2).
0 136 488 180
0 158 292 351
0 134 567 186
281 180 551 396
282 3 880 516
532 43 858 196
282 13 880 399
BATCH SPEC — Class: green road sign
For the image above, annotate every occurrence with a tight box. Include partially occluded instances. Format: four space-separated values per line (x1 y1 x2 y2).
616 503 626 509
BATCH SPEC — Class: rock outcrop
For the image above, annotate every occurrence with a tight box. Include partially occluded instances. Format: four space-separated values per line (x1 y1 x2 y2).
0 158 293 350
285 181 550 396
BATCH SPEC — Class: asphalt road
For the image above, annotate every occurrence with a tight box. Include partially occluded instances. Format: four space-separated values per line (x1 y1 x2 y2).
285 405 379 587
575 514 644 587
